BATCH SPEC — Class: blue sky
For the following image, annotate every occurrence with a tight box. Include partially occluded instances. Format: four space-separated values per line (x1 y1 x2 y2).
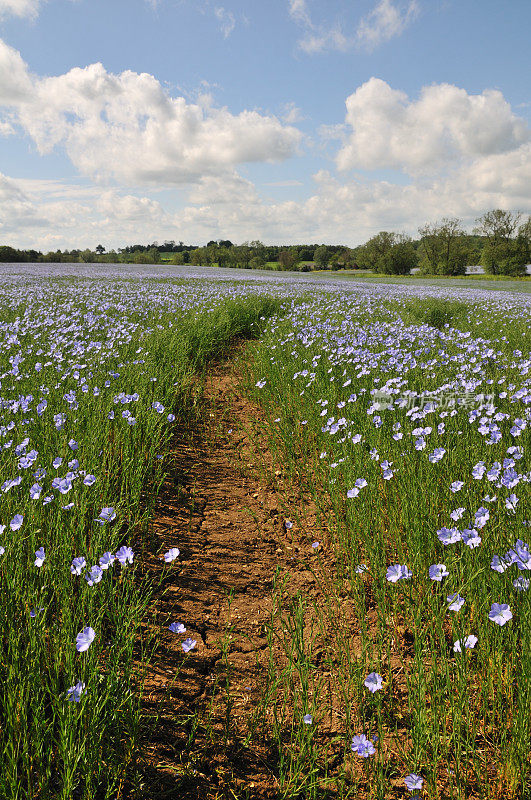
0 0 529 250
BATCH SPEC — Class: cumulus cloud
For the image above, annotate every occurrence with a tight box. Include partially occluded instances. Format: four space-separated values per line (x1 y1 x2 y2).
0 39 34 102
0 173 48 232
356 0 419 51
0 39 302 186
3 151 530 250
187 173 259 207
457 142 531 203
336 78 530 173
174 163 530 247
96 190 166 222
0 174 179 248
0 0 41 19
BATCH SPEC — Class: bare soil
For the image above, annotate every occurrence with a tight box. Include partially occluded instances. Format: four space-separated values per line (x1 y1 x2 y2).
135 348 324 799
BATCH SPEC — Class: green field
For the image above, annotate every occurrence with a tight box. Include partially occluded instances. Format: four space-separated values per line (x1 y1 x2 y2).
311 269 531 294
0 264 530 798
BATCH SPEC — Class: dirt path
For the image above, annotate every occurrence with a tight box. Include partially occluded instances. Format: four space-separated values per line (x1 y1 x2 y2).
136 350 319 799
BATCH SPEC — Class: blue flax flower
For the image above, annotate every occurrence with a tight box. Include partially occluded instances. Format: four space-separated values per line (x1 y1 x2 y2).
71 556 86 575
364 672 383 693
85 565 103 586
447 594 465 612
75 627 95 652
169 622 186 634
116 545 134 565
10 514 23 531
95 507 116 524
351 734 375 757
386 564 412 582
404 773 423 791
67 682 86 702
488 603 512 626
99 551 115 569
453 635 477 652
429 564 449 581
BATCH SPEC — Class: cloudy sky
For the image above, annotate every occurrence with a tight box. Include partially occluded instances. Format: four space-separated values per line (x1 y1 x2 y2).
0 0 530 250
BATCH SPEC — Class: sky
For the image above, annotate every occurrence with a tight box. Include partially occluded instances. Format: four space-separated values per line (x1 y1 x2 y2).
0 0 529 250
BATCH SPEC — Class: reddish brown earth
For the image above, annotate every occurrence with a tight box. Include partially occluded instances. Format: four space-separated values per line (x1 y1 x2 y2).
135 351 325 799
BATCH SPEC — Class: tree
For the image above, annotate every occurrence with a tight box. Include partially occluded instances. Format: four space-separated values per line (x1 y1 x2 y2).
474 209 521 244
190 247 205 266
474 209 526 275
518 216 531 264
216 247 231 268
278 248 298 270
298 246 315 261
232 244 251 268
355 232 394 271
418 218 468 275
356 232 417 274
379 236 417 274
95 244 105 255
314 245 331 269
0 245 27 262
329 248 355 270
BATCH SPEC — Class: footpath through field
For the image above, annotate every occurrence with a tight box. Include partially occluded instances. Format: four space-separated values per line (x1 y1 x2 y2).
137 346 321 799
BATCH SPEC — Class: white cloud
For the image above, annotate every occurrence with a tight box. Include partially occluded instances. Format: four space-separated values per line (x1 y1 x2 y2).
287 0 312 27
299 26 350 55
281 101 305 124
0 39 302 186
0 39 34 102
0 120 14 135
0 174 177 248
214 6 236 38
336 78 530 174
457 142 531 202
96 190 166 222
288 0 350 54
288 0 418 54
173 164 530 247
0 173 48 232
2 151 530 250
0 0 41 19
265 180 304 187
187 173 258 207
356 0 419 52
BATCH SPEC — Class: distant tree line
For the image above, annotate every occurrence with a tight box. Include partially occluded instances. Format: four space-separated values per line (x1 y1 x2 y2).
1 210 529 275
352 211 530 276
